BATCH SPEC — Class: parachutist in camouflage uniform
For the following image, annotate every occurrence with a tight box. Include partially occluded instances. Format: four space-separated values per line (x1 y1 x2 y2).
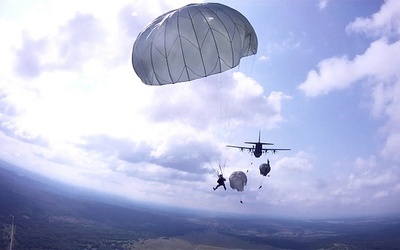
213 174 226 191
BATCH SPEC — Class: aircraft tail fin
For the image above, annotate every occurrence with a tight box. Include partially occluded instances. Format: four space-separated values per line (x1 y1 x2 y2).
244 130 273 145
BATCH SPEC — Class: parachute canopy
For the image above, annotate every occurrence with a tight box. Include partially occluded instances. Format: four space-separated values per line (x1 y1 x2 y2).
229 171 247 192
259 163 271 176
132 3 258 85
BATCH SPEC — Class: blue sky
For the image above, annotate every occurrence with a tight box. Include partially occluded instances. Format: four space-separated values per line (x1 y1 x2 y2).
1 0 399 219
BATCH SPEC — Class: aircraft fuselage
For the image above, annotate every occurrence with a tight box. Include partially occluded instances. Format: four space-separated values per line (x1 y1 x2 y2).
254 143 262 158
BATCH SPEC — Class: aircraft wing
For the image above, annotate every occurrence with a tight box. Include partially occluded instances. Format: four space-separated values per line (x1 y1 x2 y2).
226 145 254 152
262 148 291 154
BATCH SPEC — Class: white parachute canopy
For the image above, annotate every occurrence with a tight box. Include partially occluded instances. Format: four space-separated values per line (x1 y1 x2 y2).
132 2 258 85
229 171 247 192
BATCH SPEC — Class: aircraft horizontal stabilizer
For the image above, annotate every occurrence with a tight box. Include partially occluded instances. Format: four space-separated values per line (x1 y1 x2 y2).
244 141 274 145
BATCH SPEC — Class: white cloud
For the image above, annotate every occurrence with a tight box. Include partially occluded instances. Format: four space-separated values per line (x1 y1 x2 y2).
286 155 400 216
275 151 314 173
298 39 400 97
346 0 400 39
317 0 330 10
145 72 291 132
244 149 400 218
298 56 354 96
372 191 388 199
13 13 107 78
381 133 400 162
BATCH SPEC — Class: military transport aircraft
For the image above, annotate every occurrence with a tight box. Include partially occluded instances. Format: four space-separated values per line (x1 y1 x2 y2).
226 131 290 158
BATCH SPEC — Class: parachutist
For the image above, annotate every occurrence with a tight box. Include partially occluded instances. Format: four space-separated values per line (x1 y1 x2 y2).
240 200 243 204
259 185 262 189
213 174 226 191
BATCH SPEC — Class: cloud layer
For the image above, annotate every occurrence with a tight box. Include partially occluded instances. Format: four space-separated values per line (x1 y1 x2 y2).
0 0 399 218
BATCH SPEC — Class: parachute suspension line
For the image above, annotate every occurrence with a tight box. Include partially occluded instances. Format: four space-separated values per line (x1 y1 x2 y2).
217 155 227 176
246 53 257 76
251 54 256 75
223 55 258 155
202 73 231 174
212 166 220 177
210 71 241 172
155 87 212 165
218 73 238 177
232 56 256 125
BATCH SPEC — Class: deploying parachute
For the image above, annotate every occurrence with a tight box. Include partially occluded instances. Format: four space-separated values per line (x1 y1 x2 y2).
229 171 247 192
132 3 258 85
259 161 271 176
258 160 271 189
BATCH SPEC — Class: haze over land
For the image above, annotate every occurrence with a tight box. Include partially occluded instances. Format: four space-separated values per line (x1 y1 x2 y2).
1 162 399 249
